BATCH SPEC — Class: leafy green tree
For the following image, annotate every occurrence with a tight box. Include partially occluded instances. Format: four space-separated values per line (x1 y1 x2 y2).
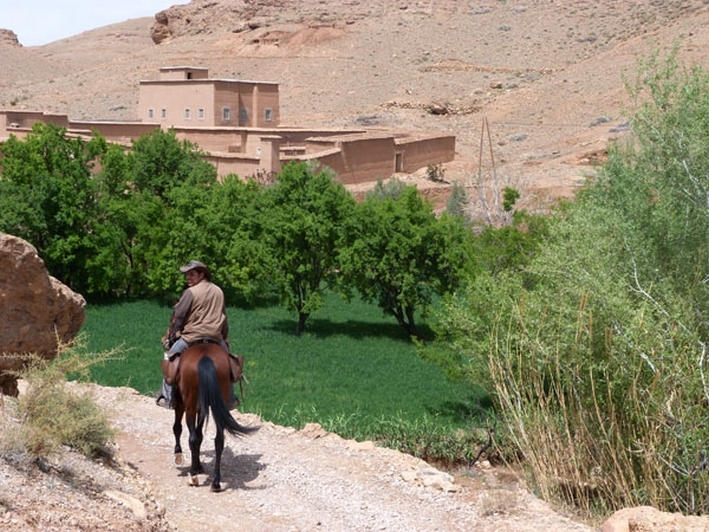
0 123 107 293
340 181 473 338
129 128 216 197
475 210 549 277
96 129 219 298
87 143 150 298
157 174 272 303
259 161 356 334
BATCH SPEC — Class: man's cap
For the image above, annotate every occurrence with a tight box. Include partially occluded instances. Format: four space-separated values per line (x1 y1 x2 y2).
179 260 208 273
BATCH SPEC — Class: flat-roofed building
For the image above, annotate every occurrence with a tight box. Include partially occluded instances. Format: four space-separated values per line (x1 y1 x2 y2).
138 66 279 128
1 66 455 186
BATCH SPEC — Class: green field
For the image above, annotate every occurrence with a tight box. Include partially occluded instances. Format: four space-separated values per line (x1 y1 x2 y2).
79 296 488 461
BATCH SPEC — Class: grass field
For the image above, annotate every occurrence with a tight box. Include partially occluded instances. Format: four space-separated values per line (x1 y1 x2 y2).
80 295 490 462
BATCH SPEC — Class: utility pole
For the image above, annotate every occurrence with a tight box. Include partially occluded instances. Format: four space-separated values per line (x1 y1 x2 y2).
476 116 497 225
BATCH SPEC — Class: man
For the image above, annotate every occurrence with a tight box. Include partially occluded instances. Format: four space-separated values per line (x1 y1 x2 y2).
156 260 237 408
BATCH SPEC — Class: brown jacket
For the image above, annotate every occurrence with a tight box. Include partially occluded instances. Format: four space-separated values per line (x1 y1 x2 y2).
169 279 228 344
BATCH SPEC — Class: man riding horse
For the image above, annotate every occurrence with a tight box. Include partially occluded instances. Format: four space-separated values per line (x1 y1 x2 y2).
157 260 242 408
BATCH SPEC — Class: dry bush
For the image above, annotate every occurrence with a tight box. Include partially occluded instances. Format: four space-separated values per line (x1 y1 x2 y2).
0 340 121 460
477 489 521 517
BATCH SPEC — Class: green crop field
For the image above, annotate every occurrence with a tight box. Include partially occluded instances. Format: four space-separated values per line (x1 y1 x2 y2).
80 296 490 463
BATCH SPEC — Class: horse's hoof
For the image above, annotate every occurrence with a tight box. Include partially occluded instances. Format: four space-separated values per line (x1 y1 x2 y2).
189 475 199 487
210 483 222 493
174 453 183 466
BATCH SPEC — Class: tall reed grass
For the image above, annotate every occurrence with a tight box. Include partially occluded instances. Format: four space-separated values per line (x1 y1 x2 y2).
489 294 709 515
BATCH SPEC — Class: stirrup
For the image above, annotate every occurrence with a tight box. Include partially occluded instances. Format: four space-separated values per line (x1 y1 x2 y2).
156 379 174 409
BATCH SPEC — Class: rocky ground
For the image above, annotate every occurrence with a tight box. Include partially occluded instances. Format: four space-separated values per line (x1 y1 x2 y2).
1 383 595 532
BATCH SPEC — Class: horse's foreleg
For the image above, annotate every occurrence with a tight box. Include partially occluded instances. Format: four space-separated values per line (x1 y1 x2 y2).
211 429 225 492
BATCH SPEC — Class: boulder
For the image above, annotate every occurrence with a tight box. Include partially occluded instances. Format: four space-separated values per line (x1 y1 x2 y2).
0 234 86 396
601 506 709 532
150 11 171 44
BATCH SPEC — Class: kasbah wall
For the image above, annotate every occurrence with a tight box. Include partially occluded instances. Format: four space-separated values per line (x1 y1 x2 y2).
0 66 455 187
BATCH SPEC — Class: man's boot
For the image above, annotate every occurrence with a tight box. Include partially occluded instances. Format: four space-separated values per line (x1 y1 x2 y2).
227 353 244 410
156 378 174 408
156 352 178 408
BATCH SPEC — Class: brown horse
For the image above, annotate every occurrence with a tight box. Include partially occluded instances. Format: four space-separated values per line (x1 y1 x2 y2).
172 341 257 492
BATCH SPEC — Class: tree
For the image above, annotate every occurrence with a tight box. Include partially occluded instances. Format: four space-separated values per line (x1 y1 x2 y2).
159 174 271 303
95 128 219 299
340 181 473 338
0 123 107 293
259 162 356 334
129 128 216 198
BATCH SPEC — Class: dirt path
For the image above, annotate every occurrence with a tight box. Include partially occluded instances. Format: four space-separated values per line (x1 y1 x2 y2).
97 385 594 532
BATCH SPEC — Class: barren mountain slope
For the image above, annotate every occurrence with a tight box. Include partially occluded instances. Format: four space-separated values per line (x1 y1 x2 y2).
3 0 709 206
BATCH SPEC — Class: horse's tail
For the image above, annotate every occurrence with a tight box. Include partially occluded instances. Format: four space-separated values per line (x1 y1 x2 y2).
197 356 256 437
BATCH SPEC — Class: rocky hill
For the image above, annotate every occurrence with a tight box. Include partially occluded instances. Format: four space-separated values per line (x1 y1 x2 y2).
2 0 709 208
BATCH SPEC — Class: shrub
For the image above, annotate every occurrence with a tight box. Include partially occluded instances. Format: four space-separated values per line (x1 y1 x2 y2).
1 341 119 459
434 49 709 516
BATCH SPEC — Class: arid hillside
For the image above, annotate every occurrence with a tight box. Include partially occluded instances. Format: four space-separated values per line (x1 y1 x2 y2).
2 0 709 209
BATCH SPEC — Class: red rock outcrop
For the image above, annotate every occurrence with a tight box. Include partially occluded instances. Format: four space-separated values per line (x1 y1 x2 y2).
0 233 86 396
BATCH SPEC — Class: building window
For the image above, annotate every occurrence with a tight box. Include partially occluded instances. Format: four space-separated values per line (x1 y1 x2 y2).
161 108 167 119
198 108 205 120
239 108 249 123
222 107 231 121
264 108 273 122
148 108 154 119
184 108 190 120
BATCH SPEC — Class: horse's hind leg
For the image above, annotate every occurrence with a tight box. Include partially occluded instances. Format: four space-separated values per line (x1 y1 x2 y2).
173 406 184 466
211 429 225 492
187 415 204 486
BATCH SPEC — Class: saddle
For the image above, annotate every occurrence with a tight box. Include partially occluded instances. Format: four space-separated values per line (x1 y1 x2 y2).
161 339 246 392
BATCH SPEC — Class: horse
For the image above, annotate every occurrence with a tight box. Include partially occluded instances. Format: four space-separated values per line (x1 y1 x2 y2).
171 340 257 492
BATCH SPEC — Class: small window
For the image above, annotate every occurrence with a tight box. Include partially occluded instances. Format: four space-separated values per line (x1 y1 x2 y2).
198 108 205 120
184 108 190 120
239 108 249 123
161 108 167 119
148 108 154 119
264 108 273 122
222 107 231 121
